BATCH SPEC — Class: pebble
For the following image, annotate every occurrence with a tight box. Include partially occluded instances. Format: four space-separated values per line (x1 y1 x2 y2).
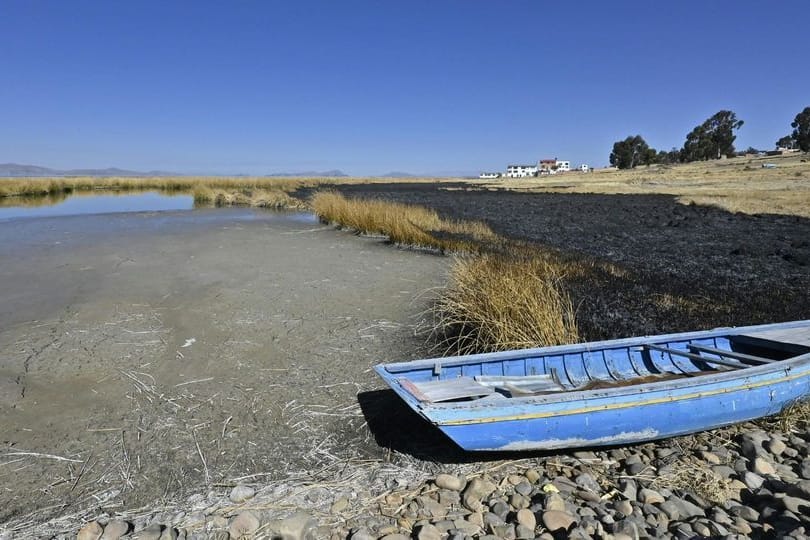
753 456 777 476
638 488 664 505
78 521 104 540
228 511 260 538
228 485 256 504
435 473 465 492
100 520 130 540
415 524 442 540
462 478 496 512
541 510 575 532
515 508 536 530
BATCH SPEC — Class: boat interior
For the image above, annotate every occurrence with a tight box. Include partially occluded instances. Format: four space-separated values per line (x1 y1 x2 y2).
390 328 810 404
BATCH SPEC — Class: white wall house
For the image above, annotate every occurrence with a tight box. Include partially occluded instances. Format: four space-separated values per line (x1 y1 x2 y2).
579 164 590 172
555 160 571 172
506 164 538 178
479 172 501 179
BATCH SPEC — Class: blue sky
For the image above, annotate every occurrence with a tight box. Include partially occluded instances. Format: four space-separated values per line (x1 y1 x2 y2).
1 1 807 176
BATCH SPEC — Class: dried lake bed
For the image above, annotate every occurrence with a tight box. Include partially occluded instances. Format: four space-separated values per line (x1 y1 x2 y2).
0 204 449 524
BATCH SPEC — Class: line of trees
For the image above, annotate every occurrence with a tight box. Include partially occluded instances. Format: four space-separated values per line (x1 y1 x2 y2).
609 106 810 169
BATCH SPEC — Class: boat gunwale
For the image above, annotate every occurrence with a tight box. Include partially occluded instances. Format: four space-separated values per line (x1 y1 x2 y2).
379 320 810 374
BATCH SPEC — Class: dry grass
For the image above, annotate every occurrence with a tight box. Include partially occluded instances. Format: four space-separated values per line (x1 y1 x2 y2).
310 190 499 253
652 458 737 505
192 186 305 209
482 152 810 218
761 399 810 434
431 252 580 355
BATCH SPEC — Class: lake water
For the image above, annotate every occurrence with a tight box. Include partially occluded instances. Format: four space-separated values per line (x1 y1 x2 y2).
0 191 195 220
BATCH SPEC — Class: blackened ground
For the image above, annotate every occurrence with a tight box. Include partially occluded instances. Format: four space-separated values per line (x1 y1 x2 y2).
297 183 810 340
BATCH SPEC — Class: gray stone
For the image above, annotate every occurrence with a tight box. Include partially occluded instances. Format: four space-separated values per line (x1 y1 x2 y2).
514 481 533 496
729 504 760 521
542 510 576 532
229 485 255 504
768 437 787 456
753 456 777 476
515 508 536 530
740 432 769 460
742 471 765 490
612 519 639 540
670 496 705 519
575 473 600 493
613 500 633 517
525 469 541 484
576 489 601 503
379 535 410 540
274 512 317 540
134 524 163 540
638 488 665 505
416 524 442 540
781 496 810 514
700 450 721 464
330 497 349 514
731 517 753 534
489 524 516 540
158 529 177 540
509 492 530 509
619 479 637 502
228 511 260 539
78 522 104 540
515 524 535 539
100 520 130 540
544 493 566 512
462 478 496 512
658 501 681 520
435 473 466 492
692 521 711 537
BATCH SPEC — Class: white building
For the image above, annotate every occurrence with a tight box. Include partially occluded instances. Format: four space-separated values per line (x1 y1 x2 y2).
506 164 538 178
555 160 571 172
579 164 590 172
478 172 501 179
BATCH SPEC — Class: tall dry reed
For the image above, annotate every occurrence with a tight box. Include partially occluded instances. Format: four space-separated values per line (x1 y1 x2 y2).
432 253 580 355
310 190 498 253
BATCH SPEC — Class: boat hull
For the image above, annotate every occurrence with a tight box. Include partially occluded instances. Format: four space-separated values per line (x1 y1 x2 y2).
374 320 810 451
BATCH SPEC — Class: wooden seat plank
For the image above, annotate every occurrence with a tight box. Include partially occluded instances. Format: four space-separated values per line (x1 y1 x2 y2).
645 344 748 370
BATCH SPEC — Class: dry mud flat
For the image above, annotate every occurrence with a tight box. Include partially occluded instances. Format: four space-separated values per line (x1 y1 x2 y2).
0 209 449 532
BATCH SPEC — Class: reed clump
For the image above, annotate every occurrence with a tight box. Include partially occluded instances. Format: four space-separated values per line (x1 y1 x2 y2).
432 252 580 355
310 190 498 253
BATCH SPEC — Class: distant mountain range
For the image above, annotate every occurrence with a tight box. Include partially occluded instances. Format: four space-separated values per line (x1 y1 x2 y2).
265 169 349 177
0 163 177 177
0 162 472 179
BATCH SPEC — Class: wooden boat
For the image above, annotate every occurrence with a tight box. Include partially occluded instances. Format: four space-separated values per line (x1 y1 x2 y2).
374 320 810 451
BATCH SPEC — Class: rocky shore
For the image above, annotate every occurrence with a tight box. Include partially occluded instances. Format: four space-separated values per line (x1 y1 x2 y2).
60 415 809 540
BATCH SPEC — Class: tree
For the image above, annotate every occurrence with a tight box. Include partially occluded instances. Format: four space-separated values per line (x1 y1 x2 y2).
610 135 654 169
656 147 682 164
791 106 810 152
775 135 795 150
681 110 744 161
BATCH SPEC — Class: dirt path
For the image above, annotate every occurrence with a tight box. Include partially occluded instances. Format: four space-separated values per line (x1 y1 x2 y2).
0 208 448 523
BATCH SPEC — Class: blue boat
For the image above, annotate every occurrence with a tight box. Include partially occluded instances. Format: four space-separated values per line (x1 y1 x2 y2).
374 320 810 451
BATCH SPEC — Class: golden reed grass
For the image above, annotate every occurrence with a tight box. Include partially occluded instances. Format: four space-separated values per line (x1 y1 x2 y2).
310 190 499 253
432 253 579 355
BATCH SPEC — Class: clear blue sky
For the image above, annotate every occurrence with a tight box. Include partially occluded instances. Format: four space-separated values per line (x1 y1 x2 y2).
1 1 807 176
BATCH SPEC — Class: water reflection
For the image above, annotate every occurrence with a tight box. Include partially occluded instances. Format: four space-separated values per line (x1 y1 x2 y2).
0 191 194 220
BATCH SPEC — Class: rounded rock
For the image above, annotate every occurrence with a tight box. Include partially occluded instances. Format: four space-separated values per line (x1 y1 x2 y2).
78 521 104 540
638 488 665 505
100 520 130 540
415 524 441 540
542 510 576 532
516 508 536 530
435 473 465 492
228 511 260 538
228 485 256 504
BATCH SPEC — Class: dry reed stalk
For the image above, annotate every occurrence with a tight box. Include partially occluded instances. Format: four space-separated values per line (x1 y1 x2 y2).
432 252 579 355
310 190 498 253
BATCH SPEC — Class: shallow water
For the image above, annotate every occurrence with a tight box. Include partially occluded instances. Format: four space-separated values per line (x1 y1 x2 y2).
0 191 194 220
